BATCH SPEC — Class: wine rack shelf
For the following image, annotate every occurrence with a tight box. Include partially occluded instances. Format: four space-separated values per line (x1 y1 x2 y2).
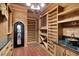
39 14 48 49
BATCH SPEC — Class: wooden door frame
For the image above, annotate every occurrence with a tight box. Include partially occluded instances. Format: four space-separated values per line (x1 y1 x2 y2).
13 21 24 48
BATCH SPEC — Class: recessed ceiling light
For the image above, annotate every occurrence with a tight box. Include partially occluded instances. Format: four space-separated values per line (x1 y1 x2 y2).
41 3 45 7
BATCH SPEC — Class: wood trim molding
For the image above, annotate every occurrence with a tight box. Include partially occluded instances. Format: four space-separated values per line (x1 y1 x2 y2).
8 4 27 13
41 3 58 15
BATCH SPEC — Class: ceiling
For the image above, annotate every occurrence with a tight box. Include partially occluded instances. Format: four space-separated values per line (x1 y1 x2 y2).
12 3 49 15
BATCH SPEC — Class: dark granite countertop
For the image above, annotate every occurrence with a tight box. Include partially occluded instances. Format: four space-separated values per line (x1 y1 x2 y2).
0 41 9 51
0 36 10 51
58 40 79 52
51 39 79 54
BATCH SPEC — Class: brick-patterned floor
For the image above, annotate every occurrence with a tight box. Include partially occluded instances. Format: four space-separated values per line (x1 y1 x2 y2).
13 43 50 56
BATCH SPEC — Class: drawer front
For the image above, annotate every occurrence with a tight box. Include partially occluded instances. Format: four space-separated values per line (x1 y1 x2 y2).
71 52 78 56
56 45 66 56
66 49 72 56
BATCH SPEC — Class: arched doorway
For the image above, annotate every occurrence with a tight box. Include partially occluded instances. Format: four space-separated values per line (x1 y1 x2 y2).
14 21 24 48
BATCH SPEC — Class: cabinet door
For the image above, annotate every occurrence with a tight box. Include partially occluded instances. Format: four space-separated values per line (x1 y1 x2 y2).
56 45 66 56
66 49 78 56
66 49 71 56
71 52 78 56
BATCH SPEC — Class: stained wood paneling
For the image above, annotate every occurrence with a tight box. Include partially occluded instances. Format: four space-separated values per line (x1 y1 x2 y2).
9 4 27 47
27 19 38 42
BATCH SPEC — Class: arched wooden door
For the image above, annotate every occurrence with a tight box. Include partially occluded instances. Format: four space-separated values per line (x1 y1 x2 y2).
14 22 24 48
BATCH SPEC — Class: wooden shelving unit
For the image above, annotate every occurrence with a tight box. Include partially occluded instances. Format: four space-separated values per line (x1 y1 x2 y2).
39 5 63 55
58 5 79 39
58 5 79 24
48 40 56 56
40 26 47 30
39 15 48 48
39 4 79 56
58 7 79 16
27 8 39 43
58 15 79 24
47 6 58 55
0 4 13 56
48 6 58 42
40 36 45 41
57 4 79 56
27 19 38 42
40 32 47 36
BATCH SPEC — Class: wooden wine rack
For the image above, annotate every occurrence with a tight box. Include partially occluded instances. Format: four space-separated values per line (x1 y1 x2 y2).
39 15 48 48
27 19 37 42
40 4 79 56
48 40 56 56
47 6 59 55
48 6 58 42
